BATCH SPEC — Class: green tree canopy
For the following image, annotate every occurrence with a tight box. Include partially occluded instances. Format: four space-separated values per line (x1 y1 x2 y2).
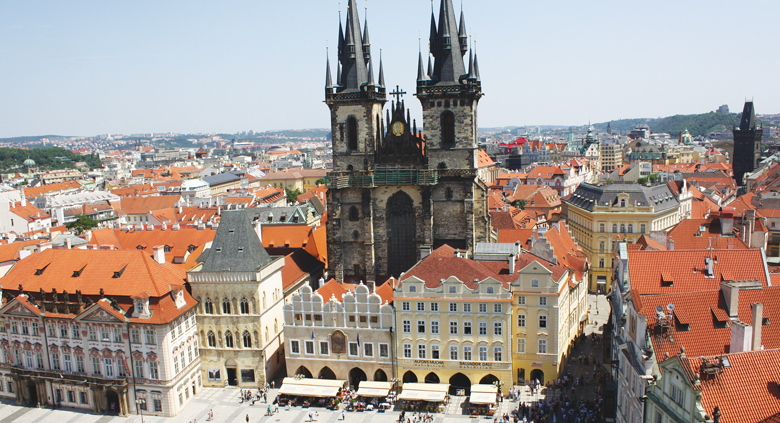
66 215 98 235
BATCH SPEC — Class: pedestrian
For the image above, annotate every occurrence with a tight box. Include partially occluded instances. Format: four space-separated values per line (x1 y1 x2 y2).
309 410 313 421
341 410 346 420
246 413 250 422
271 380 275 389
267 405 272 416
315 411 319 421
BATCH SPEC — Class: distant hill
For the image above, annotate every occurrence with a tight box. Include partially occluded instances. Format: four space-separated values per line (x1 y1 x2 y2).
593 112 776 137
0 147 101 173
0 135 70 144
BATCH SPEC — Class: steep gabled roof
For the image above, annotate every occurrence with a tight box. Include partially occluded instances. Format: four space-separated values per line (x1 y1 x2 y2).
199 210 272 272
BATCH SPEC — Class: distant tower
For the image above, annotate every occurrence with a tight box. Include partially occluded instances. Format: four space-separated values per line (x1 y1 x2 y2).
23 157 36 173
732 101 763 186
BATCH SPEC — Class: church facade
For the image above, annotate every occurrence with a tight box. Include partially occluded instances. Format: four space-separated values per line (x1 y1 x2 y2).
324 0 493 283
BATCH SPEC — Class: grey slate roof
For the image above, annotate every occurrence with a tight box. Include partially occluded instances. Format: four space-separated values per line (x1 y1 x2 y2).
565 183 679 213
202 172 240 186
199 209 272 272
246 205 316 224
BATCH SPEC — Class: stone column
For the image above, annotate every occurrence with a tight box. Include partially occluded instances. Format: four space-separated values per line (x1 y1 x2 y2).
119 388 129 416
13 378 23 405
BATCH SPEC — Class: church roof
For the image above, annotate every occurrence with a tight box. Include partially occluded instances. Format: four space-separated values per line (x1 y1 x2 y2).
198 210 273 273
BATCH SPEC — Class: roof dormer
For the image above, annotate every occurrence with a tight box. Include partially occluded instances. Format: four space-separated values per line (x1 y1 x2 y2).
132 292 152 319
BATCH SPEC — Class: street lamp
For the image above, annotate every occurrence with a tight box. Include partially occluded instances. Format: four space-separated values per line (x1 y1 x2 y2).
135 398 146 423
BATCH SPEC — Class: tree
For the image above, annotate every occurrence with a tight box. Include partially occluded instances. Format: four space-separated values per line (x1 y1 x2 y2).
66 215 98 235
285 188 303 203
315 178 325 185
648 173 659 184
637 177 649 185
513 199 527 210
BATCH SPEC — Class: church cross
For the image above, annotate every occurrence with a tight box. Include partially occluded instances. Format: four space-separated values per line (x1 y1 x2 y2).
390 85 406 103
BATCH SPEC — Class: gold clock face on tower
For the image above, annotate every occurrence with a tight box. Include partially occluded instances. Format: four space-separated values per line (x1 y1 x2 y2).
392 121 404 136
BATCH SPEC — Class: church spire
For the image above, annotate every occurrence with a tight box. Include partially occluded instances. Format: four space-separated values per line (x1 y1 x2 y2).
378 50 385 88
362 7 371 62
325 49 333 90
417 48 429 82
458 9 468 54
337 0 370 92
428 0 467 84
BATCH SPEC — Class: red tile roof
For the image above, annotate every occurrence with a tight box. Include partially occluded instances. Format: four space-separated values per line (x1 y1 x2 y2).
666 218 749 250
120 196 179 215
316 279 348 303
9 201 50 222
281 249 324 292
23 181 80 199
88 227 216 269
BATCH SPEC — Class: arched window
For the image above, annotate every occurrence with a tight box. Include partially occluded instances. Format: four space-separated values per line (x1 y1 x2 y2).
242 331 252 348
352 230 360 240
347 117 358 151
441 111 455 146
207 331 216 347
347 165 354 172
620 224 626 233
204 298 213 314
265 327 269 343
612 224 617 233
627 224 633 233
348 206 359 221
222 298 231 314
620 199 626 207
445 187 453 201
438 162 447 170
225 331 234 348
240 298 249 314
262 293 267 310
274 319 278 334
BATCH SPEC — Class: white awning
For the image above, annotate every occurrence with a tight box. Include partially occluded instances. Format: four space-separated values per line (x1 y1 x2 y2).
356 381 394 398
469 384 498 405
278 378 346 398
397 383 449 402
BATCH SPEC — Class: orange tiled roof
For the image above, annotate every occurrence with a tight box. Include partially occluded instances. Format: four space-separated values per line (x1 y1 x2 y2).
111 184 158 197
262 225 313 249
477 150 495 168
666 218 748 250
88 227 216 268
23 181 81 199
316 278 348 303
9 201 50 222
497 229 534 248
281 249 324 292
303 225 327 268
120 196 179 215
0 239 40 262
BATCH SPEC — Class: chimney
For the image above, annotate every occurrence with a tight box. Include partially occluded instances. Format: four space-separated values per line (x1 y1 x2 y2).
508 254 516 275
666 237 675 251
720 207 734 235
455 249 461 258
38 242 52 252
65 238 72 250
704 257 714 277
721 282 739 318
514 240 521 255
255 220 263 243
18 249 32 260
20 197 26 207
172 223 180 231
752 302 763 351
730 320 752 353
146 223 153 231
532 227 538 245
153 245 165 264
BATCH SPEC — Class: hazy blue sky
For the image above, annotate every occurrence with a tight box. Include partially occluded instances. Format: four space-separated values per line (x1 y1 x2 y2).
1 1 778 138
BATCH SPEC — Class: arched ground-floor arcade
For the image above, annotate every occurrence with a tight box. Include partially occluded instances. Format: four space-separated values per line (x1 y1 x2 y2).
396 366 512 395
285 358 393 389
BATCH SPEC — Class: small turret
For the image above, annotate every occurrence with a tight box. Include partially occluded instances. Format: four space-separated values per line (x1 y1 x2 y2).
325 50 333 91
378 51 385 88
417 50 429 82
362 14 371 62
458 10 468 54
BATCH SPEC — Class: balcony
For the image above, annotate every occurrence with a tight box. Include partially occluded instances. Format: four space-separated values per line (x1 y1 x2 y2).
326 167 439 189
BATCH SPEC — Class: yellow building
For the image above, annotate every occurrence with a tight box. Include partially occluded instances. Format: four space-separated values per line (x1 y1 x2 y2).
562 183 684 292
259 169 327 193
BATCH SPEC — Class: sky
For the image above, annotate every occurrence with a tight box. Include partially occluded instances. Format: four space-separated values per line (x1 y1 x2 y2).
1 1 779 138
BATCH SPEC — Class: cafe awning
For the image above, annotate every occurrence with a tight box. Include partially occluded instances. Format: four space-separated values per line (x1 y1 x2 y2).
469 384 498 405
356 381 394 398
397 383 450 402
278 377 347 398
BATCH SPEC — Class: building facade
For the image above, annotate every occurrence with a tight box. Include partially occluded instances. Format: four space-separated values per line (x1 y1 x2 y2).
0 249 200 418
187 210 286 389
282 281 394 388
324 0 491 282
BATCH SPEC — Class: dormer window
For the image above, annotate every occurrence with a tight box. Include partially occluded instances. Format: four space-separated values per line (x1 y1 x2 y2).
133 296 151 319
620 199 626 207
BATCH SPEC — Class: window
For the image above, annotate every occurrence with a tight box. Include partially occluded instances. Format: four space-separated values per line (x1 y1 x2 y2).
174 356 180 374
149 362 159 379
379 344 389 358
222 298 231 314
417 320 426 334
64 354 72 373
131 328 140 344
517 314 526 327
478 347 488 361
364 343 373 357
417 302 425 312
145 329 155 345
92 356 101 375
31 322 39 336
450 346 458 360
628 224 633 233
88 327 97 341
153 399 162 412
20 322 29 335
463 321 472 335
105 358 114 378
348 342 359 356
431 321 439 334
620 199 626 207
448 286 456 294
114 328 123 343
640 224 646 234
486 286 494 294
225 332 234 348
494 346 503 361
493 303 502 313
346 116 358 150
494 322 503 335
320 341 329 356
531 279 539 288
479 322 487 335
68 390 75 403
538 339 547 354
539 315 547 328
80 391 89 405
517 296 526 305
417 344 426 359
430 302 439 312
240 298 249 314
204 298 213 314
243 331 252 348
670 385 684 406
612 223 618 233
449 303 457 312
517 338 526 353
76 355 84 373
402 320 411 333
99 327 109 342
36 352 44 369
599 241 606 252
50 353 60 370
478 303 487 313
463 303 472 313
599 223 605 232
620 224 626 233
305 340 315 355
449 321 458 335
539 297 547 306
348 206 359 221
441 110 455 146
431 345 440 359
207 331 216 347
25 352 33 369
401 301 410 311
403 344 412 358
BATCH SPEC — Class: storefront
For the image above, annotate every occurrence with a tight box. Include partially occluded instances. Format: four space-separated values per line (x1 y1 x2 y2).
397 383 449 413
467 384 497 416
352 381 395 411
277 378 346 409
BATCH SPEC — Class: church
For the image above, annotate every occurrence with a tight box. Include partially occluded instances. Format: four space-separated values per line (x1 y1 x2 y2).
324 0 493 283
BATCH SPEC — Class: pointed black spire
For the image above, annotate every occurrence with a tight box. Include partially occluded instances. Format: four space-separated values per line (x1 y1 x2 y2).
740 101 757 131
473 51 481 81
417 49 429 82
458 10 468 54
428 0 467 84
378 50 385 88
427 54 433 77
362 9 371 62
337 0 370 91
325 49 333 90
336 61 342 87
467 49 475 80
367 56 375 85
429 9 438 54
338 11 345 57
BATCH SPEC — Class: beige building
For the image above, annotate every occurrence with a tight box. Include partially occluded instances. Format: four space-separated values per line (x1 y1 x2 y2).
600 138 624 172
188 210 286 388
563 183 683 291
395 246 513 395
259 169 327 193
282 281 394 388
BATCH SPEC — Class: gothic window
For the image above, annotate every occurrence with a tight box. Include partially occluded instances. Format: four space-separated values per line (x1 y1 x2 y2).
386 191 416 277
438 162 447 170
225 331 234 348
207 331 216 347
240 298 249 314
262 293 267 310
445 187 453 201
204 298 213 314
348 206 359 221
222 298 231 314
352 230 360 241
441 111 455 146
347 165 354 172
347 117 358 151
242 331 252 348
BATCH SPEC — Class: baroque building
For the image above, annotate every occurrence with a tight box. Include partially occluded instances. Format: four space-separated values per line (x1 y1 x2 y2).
187 210 286 389
324 0 492 282
0 249 200 418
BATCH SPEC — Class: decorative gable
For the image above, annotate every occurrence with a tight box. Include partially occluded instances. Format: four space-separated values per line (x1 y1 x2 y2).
132 293 152 319
171 285 186 309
